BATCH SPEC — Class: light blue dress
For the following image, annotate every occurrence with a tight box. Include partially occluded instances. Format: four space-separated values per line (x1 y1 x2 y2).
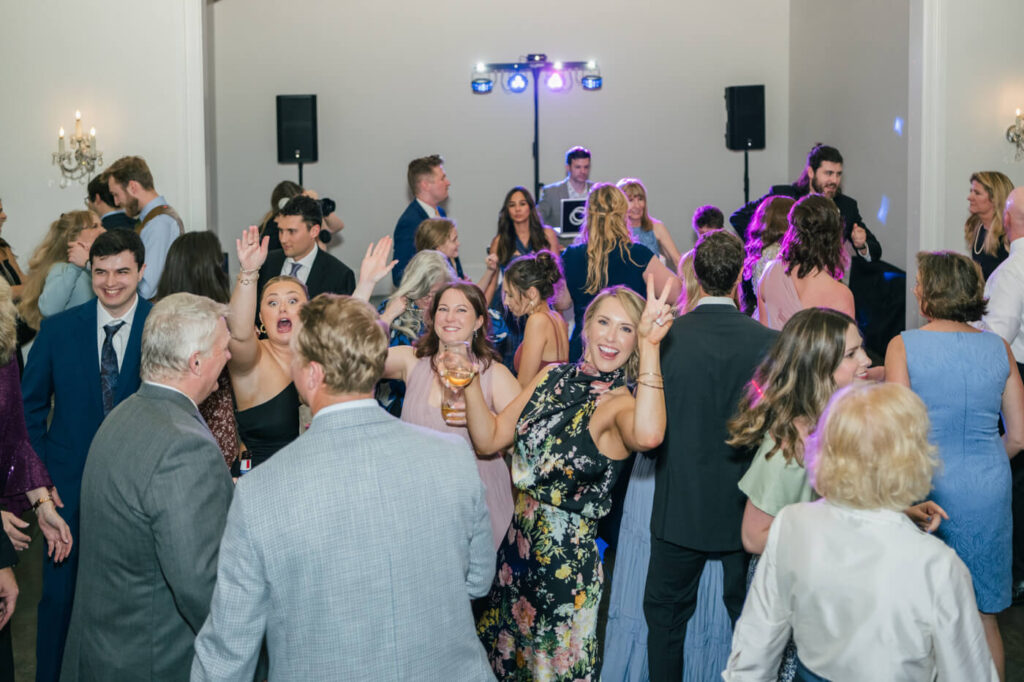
631 226 659 256
903 329 1011 612
37 262 94 318
603 454 733 681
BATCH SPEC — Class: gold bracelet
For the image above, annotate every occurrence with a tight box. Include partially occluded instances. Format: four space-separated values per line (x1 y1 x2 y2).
31 496 52 512
237 274 257 286
638 372 663 380
239 267 259 276
637 379 664 389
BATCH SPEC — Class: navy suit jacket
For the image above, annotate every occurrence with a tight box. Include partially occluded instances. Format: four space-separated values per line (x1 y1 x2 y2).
257 248 356 301
393 200 446 286
21 297 152 516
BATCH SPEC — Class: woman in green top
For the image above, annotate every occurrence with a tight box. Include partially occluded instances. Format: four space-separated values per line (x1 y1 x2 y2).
728 308 872 556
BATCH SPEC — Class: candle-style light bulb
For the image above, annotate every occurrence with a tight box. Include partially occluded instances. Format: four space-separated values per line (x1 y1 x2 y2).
58 127 65 154
74 110 83 137
1017 108 1021 118
75 110 81 120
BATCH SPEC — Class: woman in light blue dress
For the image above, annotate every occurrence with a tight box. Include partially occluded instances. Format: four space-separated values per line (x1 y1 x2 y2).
886 250 1024 681
619 178 682 268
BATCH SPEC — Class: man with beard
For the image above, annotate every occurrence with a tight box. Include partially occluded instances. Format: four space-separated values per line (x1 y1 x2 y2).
731 144 903 359
729 143 881 262
106 156 184 300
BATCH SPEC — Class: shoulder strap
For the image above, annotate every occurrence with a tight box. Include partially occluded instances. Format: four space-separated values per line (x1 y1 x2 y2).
137 204 185 237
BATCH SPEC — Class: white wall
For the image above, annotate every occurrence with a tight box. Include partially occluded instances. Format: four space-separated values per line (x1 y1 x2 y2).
210 0 792 288
788 0 910 269
0 0 207 266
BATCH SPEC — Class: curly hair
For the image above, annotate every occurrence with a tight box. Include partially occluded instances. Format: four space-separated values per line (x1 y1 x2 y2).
915 251 987 322
778 194 845 279
743 195 795 281
18 210 98 330
575 184 638 294
727 307 857 464
807 383 938 510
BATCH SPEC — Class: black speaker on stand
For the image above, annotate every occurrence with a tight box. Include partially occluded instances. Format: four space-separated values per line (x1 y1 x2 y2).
276 94 318 186
724 85 765 205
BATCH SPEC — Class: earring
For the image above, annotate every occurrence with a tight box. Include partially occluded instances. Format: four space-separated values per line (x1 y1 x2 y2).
258 322 266 335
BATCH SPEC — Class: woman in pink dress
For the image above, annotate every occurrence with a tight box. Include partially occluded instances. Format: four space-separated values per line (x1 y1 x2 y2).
757 194 855 330
384 282 521 548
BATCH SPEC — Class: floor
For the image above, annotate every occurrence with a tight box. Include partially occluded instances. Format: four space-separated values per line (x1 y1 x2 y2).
9 517 1024 681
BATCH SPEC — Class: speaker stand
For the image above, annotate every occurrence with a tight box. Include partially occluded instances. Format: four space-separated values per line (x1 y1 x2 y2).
297 162 304 187
743 147 750 205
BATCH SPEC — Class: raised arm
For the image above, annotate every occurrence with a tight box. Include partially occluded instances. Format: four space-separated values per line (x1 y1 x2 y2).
383 345 418 383
227 226 267 373
641 257 682 309
481 237 500 305
353 236 397 301
613 276 672 453
465 365 549 455
476 252 499 298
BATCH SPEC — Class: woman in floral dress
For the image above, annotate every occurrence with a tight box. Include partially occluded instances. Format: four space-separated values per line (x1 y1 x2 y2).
464 277 674 681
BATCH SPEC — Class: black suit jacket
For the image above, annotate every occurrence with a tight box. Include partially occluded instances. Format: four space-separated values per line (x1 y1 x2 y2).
649 304 778 551
257 248 356 301
730 184 882 261
101 211 137 231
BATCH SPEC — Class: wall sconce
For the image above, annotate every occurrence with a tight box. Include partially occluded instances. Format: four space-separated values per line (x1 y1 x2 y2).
1008 108 1024 162
52 110 103 187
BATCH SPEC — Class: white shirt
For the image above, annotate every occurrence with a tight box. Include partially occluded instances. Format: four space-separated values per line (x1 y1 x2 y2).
280 246 318 285
724 500 997 681
416 198 442 218
982 239 1024 360
96 295 139 370
313 398 378 421
695 295 736 308
566 178 589 200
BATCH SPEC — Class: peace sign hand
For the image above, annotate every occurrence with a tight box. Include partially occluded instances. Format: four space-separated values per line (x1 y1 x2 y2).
637 274 675 345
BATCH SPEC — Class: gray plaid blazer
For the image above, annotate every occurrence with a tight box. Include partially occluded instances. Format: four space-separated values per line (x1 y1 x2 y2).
191 402 496 681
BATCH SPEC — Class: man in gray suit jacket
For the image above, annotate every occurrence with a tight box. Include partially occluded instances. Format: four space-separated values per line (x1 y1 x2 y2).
192 295 496 681
537 145 594 230
61 293 234 681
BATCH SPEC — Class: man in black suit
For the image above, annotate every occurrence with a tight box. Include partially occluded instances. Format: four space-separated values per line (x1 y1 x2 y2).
86 174 135 231
643 230 778 682
257 195 355 300
392 154 452 285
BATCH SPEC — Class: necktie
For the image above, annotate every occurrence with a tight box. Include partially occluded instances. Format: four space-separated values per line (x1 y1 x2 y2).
101 321 125 415
289 261 302 278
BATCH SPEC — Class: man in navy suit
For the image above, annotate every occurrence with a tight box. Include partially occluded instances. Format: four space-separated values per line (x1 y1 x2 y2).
392 154 451 285
22 229 152 682
256 195 355 301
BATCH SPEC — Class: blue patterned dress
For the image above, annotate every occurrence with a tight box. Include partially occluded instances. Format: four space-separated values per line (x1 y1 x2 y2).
903 329 1011 612
477 361 628 681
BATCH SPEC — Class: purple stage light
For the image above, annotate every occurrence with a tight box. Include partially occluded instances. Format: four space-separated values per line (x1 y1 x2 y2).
546 72 565 91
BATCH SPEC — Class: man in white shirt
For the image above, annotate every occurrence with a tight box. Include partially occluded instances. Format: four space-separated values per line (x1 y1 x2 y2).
256 195 355 301
982 186 1024 603
21 229 152 681
106 155 184 299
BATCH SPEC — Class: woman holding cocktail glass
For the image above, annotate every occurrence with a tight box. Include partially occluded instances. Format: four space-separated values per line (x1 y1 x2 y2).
383 282 520 548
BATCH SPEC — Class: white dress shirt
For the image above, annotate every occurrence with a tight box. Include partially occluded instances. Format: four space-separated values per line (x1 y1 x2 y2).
96 295 139 370
280 246 318 285
416 198 441 218
724 500 997 681
982 239 1024 361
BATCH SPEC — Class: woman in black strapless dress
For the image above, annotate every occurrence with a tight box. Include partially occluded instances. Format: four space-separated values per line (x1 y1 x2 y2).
228 226 307 476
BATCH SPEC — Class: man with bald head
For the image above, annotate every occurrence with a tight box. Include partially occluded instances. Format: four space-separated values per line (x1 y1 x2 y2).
982 185 1024 603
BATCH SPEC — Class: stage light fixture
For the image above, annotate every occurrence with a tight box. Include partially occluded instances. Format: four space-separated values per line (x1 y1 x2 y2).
546 71 566 91
471 63 494 94
507 73 529 93
581 63 602 90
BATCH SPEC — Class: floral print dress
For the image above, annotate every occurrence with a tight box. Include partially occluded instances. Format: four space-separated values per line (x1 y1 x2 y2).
477 361 628 681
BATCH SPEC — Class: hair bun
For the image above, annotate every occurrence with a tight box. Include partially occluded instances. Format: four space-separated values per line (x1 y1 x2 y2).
534 249 563 286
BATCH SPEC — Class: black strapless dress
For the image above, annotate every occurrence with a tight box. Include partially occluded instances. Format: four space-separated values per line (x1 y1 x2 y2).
233 383 301 475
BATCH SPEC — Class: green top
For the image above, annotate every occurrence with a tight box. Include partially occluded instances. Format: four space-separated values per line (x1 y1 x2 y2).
738 434 817 516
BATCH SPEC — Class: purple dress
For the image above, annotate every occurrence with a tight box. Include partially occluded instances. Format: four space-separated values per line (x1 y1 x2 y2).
0 358 53 514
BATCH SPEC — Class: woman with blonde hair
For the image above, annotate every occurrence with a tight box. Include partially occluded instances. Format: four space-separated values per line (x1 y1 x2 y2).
18 211 104 330
562 183 680 359
726 383 999 681
887 250 1024 680
617 178 682 267
676 249 702 314
964 171 1014 280
415 218 498 291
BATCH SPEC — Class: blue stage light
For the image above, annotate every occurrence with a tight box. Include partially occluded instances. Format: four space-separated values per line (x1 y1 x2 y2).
507 73 529 93
581 74 602 90
472 79 493 94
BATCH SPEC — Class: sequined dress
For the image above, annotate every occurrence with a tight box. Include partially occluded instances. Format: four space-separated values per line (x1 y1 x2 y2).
477 361 627 681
